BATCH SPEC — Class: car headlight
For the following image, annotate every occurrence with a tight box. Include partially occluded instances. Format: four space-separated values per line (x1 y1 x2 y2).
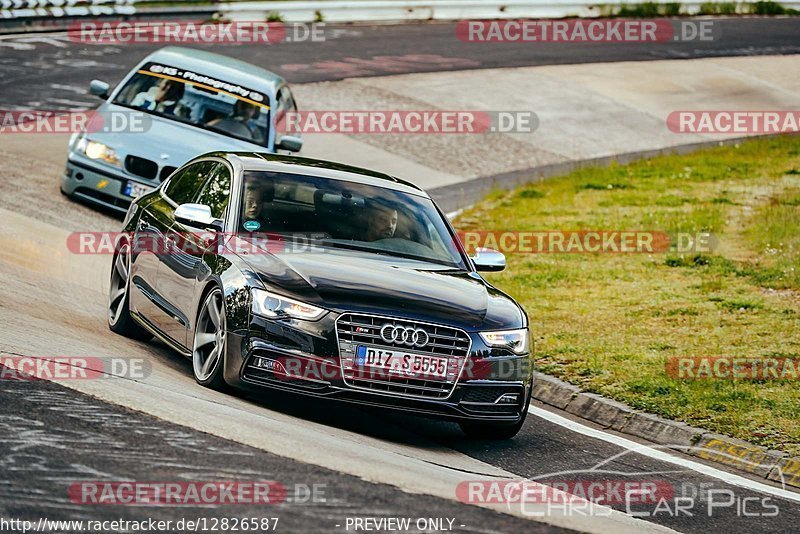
251 289 327 321
479 328 529 354
76 137 120 167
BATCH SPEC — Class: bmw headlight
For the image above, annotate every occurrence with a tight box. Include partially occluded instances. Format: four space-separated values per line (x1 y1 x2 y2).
251 289 327 321
479 328 529 354
76 137 121 167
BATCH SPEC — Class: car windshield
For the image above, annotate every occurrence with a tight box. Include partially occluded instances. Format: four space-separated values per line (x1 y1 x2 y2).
112 62 270 147
238 170 466 269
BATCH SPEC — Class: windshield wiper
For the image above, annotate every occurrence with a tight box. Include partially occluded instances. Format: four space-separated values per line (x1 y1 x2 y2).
317 239 459 268
317 239 383 254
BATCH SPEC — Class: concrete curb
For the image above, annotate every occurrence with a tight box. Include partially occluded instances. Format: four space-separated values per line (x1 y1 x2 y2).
531 371 800 491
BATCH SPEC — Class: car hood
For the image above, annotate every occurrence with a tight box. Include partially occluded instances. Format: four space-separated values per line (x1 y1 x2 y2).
235 246 524 331
86 103 268 166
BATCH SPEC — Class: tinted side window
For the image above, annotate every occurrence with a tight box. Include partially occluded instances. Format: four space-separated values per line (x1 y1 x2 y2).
163 161 215 205
195 162 232 219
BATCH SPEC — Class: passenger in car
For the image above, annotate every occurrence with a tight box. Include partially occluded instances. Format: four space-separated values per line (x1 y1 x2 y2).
240 180 276 232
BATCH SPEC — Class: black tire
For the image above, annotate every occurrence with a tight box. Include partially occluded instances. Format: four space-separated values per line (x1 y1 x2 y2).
108 241 153 341
459 384 532 439
192 287 228 391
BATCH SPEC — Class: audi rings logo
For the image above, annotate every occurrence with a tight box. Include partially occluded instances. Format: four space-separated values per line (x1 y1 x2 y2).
380 324 429 348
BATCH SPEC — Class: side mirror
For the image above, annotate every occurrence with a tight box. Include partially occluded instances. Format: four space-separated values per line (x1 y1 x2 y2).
471 247 506 272
175 203 222 231
276 135 303 152
89 80 110 99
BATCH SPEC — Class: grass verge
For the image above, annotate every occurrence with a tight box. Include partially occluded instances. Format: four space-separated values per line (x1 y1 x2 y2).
455 135 800 455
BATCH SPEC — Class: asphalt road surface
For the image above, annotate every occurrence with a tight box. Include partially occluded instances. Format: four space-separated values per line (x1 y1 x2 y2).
1 18 799 109
0 369 563 534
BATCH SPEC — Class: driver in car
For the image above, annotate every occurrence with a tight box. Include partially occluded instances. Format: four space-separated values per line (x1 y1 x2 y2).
363 201 398 242
207 100 261 141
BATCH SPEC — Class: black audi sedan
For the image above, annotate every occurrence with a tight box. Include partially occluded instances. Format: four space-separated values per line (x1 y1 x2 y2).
109 152 533 438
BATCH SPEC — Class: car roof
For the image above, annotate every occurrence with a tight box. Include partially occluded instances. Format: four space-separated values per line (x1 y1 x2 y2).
139 46 285 96
211 152 429 197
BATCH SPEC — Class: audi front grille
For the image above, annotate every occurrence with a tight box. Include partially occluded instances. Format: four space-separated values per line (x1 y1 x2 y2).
336 313 471 399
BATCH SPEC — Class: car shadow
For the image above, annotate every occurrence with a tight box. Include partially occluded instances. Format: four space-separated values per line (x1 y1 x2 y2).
238 385 466 448
136 330 470 449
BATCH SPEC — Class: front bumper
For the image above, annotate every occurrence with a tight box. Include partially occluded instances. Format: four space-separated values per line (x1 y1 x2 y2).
223 313 533 424
61 158 155 213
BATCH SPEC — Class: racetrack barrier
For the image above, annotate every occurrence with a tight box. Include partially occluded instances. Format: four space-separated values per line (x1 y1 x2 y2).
3 0 800 30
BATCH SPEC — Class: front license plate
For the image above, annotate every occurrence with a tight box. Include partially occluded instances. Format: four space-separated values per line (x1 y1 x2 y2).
124 181 154 198
355 345 448 380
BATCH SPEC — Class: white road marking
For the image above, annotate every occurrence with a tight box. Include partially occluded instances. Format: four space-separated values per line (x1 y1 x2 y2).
47 98 93 109
50 83 88 94
528 405 800 504
0 32 71 50
0 31 58 40
0 41 34 50
13 36 68 47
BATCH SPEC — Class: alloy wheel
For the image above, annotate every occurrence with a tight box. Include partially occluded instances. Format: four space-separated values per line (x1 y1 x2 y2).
108 243 130 326
193 289 225 382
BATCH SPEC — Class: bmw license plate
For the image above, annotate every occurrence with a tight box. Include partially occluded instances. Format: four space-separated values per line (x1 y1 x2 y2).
123 181 154 198
355 345 448 380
